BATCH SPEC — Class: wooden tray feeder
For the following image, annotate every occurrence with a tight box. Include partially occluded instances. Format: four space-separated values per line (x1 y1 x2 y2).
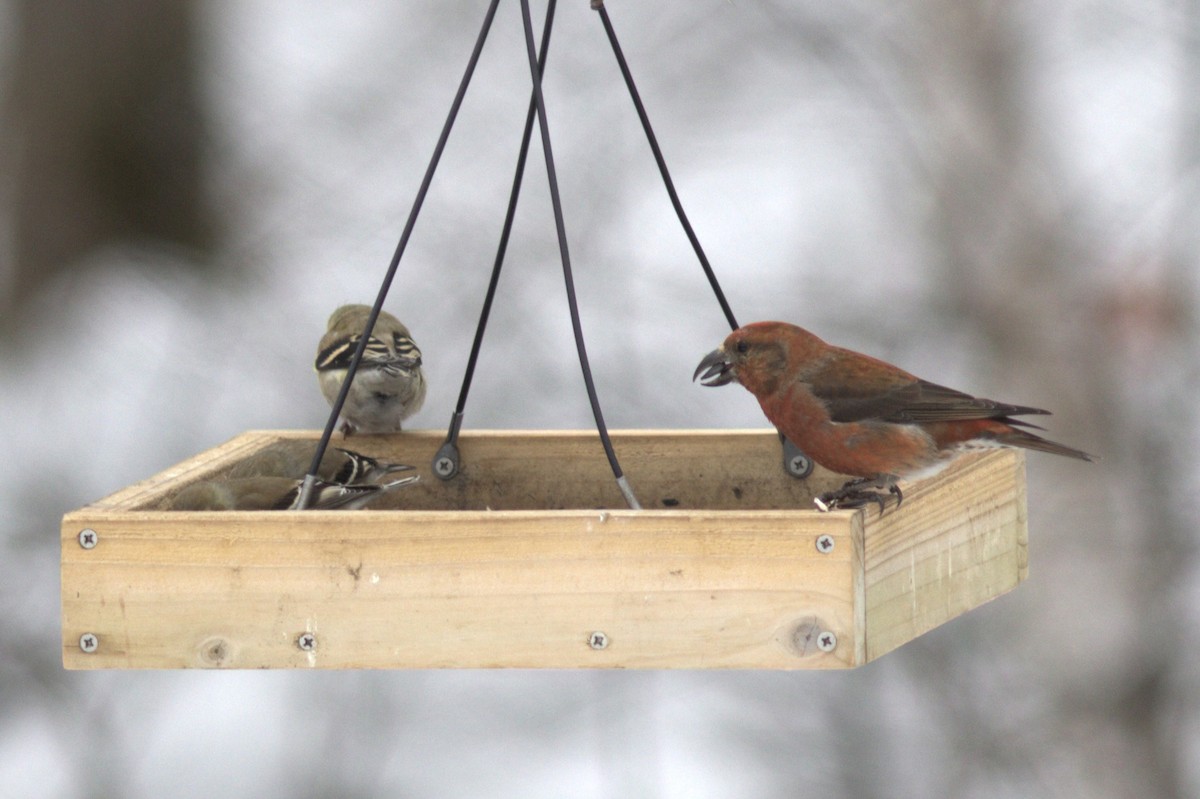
61 429 1028 670
61 5 1032 672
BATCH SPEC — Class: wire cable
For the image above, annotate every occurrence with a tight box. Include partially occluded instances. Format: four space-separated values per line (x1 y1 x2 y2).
518 0 641 509
591 4 818 479
435 0 559 478
593 1 739 331
298 0 502 508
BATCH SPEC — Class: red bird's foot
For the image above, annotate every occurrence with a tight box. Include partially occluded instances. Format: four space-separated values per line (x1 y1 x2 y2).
814 480 902 514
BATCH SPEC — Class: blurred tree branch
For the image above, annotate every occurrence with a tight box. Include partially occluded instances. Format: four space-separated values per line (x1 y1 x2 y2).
1 0 214 329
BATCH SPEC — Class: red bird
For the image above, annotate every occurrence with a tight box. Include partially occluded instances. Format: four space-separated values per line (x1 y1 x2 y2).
694 321 1093 511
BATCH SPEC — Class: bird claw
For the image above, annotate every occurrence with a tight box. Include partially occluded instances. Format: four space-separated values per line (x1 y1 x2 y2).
814 479 902 514
816 490 889 514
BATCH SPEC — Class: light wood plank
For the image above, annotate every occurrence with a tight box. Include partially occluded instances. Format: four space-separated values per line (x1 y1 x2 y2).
63 509 861 669
863 449 1027 660
100 429 846 512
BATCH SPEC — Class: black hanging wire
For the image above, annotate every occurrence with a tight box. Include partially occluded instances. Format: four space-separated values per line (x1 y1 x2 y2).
297 0 502 508
433 0 559 482
518 0 641 509
592 1 738 332
438 1 748 489
304 2 779 510
594 2 812 479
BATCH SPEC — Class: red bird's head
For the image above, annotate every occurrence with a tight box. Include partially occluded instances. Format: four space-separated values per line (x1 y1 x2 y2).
693 322 825 396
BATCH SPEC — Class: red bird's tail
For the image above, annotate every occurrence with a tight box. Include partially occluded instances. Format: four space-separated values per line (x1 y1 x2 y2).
992 426 1094 462
925 418 1094 462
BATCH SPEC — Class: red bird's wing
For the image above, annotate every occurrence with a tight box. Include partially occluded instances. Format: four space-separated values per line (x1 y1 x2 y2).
804 349 1050 424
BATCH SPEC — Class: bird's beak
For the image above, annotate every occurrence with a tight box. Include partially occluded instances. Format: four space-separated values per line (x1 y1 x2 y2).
382 474 421 489
388 355 421 374
693 348 736 386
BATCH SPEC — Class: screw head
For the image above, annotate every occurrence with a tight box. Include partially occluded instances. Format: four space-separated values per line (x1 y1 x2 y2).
433 457 456 477
588 631 609 650
78 529 98 549
788 455 809 475
296 633 317 652
815 534 835 553
79 633 99 653
817 631 837 653
780 438 813 478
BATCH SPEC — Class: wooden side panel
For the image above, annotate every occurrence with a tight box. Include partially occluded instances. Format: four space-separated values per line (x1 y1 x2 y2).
862 450 1027 660
110 430 845 512
62 509 861 670
87 431 280 511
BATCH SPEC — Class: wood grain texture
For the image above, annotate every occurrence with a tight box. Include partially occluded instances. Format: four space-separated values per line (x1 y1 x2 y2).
61 430 1026 670
863 449 1028 661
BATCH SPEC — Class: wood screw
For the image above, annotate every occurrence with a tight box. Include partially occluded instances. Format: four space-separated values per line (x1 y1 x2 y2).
79 633 99 653
78 529 98 549
296 633 317 652
588 631 609 650
815 534 834 553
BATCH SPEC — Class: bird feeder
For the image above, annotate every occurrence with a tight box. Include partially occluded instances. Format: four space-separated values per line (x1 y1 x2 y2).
61 3 1033 669
61 429 1027 669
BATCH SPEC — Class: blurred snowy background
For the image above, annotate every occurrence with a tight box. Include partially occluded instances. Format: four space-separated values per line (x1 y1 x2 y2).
2 0 1198 796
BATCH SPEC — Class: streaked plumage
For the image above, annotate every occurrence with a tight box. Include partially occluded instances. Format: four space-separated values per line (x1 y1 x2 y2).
227 440 414 484
166 474 418 511
315 304 426 435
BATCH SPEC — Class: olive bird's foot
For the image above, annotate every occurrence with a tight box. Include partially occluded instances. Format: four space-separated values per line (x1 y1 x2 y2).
814 480 902 514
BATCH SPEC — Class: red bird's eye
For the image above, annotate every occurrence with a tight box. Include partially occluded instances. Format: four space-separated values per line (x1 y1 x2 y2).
735 341 750 354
